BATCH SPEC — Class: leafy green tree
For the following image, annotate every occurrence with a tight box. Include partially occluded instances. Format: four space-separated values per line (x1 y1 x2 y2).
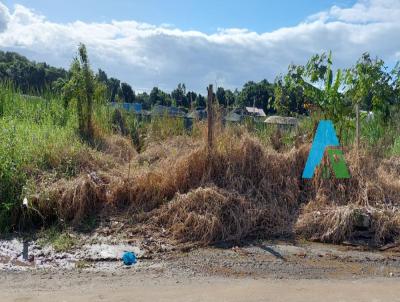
121 82 135 103
274 64 306 115
0 50 67 93
346 53 394 120
108 78 120 102
171 83 188 107
96 68 108 84
299 51 352 138
149 87 172 107
237 80 274 113
216 87 226 106
186 91 197 109
224 89 236 109
194 94 206 108
136 92 151 109
215 87 236 108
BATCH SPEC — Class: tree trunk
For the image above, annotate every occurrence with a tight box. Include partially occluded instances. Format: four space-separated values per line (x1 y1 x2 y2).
355 103 360 168
207 84 213 152
356 103 360 153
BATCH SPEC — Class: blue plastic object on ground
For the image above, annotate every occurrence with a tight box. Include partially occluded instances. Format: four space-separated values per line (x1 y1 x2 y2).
122 251 137 266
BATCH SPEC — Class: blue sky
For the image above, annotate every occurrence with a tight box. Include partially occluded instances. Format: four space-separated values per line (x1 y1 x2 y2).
2 0 356 33
0 0 399 93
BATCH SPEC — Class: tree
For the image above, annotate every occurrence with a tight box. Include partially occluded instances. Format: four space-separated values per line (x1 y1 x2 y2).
301 51 351 138
186 91 197 109
136 92 151 109
149 87 172 107
121 82 135 103
62 43 97 140
171 83 188 107
194 94 206 108
346 53 394 120
0 50 67 93
96 68 108 84
215 87 236 108
274 64 306 115
237 80 274 113
225 89 236 109
108 78 120 102
216 87 226 106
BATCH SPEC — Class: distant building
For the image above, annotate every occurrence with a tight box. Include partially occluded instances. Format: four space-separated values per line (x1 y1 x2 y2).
110 102 143 114
264 115 298 130
245 107 266 117
186 107 207 120
151 105 186 117
224 109 245 123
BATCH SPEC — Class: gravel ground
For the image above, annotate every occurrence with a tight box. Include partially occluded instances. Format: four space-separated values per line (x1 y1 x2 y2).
1 236 400 301
2 235 400 277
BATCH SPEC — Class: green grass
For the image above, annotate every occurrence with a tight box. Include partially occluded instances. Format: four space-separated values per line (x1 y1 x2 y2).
391 136 400 156
37 226 77 252
145 114 187 142
0 83 106 232
0 82 192 232
75 260 91 269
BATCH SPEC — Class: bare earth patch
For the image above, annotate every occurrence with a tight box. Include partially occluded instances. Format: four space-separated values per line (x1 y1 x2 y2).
1 239 400 302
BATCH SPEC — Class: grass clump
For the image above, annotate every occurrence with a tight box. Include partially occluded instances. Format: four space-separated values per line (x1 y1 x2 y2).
53 233 77 252
295 205 400 244
37 226 77 252
157 186 253 244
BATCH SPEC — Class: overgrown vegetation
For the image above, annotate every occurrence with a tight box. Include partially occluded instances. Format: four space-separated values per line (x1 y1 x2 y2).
1 44 400 249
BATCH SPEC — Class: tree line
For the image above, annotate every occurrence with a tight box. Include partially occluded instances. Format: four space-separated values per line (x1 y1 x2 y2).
1 48 400 120
0 50 67 93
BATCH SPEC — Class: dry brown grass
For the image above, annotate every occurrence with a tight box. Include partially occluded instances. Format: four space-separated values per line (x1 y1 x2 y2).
157 186 252 244
99 135 137 163
107 128 308 244
295 148 400 245
30 127 400 246
295 205 400 244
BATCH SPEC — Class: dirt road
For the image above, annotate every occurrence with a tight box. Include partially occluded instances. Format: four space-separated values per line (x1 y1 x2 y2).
2 240 400 301
1 273 399 302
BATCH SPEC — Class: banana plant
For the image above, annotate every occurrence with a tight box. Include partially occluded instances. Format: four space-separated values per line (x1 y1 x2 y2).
301 51 352 139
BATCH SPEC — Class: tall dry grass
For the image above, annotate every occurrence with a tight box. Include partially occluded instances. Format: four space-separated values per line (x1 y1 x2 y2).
22 117 400 247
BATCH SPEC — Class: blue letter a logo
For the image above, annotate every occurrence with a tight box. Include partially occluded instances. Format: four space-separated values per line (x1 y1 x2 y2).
302 120 350 179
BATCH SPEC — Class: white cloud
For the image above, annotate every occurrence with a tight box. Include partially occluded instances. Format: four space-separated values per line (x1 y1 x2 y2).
0 0 399 93
0 2 10 32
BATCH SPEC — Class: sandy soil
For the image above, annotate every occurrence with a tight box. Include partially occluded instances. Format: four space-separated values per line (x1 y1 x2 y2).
1 273 400 302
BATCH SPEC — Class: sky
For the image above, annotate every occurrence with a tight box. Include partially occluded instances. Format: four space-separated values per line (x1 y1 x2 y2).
0 0 399 93
0 0 356 33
